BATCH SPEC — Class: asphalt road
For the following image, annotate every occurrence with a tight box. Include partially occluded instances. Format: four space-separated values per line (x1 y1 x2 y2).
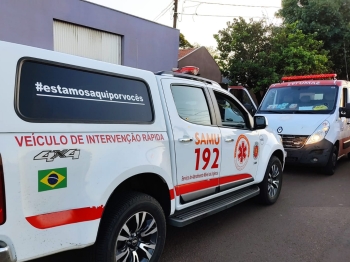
31 158 350 262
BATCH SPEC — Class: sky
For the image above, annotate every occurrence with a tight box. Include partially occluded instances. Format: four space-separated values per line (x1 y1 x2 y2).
87 0 282 48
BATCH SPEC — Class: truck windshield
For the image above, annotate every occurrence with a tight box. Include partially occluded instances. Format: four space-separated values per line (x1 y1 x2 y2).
258 85 338 114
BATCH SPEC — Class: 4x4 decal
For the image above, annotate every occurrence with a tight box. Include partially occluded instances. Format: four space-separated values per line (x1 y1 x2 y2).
34 149 80 162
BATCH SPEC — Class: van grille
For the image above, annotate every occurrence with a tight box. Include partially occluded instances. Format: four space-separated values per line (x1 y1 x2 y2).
281 135 309 149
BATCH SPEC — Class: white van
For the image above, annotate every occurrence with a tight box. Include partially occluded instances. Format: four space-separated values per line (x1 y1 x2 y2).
256 74 350 175
0 41 285 262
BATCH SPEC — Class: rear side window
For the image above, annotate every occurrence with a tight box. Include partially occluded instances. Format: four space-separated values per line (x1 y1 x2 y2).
171 85 211 126
16 60 153 123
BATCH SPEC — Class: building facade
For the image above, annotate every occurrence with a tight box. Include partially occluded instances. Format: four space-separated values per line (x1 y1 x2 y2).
178 47 222 83
0 0 179 72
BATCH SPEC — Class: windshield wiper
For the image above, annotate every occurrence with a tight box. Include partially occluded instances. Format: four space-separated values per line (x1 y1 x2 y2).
260 110 285 114
292 111 323 114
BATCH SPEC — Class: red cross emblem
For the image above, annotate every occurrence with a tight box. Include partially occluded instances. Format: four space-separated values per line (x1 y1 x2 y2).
234 135 250 171
238 142 247 163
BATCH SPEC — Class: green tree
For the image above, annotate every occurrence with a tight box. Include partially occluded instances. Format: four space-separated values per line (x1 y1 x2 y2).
271 23 331 77
179 33 194 49
278 0 350 79
214 18 275 103
214 18 330 103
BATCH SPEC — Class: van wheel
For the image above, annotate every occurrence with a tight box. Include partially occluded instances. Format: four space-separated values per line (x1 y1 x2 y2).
257 156 283 205
324 146 337 176
94 192 166 262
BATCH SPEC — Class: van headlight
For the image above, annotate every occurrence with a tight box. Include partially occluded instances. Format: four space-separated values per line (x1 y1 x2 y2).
305 120 330 145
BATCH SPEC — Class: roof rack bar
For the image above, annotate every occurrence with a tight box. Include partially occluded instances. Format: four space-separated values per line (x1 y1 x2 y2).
154 71 216 85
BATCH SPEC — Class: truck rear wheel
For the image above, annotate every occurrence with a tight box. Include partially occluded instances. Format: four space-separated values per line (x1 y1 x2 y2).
257 156 283 205
94 192 166 262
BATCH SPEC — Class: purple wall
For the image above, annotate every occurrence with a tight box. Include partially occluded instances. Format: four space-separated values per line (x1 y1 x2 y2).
0 0 179 72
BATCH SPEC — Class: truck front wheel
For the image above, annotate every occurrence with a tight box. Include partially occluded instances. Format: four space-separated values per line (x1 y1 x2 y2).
94 192 166 262
324 145 337 176
257 156 283 205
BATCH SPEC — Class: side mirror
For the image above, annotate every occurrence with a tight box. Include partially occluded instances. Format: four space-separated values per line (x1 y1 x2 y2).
339 103 350 118
254 116 267 130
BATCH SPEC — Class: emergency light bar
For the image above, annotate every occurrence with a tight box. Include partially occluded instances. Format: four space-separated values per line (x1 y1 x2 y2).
282 74 337 82
173 66 199 75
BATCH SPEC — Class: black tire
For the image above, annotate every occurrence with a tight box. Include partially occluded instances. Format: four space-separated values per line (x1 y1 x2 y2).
93 191 166 262
257 156 283 205
324 146 338 176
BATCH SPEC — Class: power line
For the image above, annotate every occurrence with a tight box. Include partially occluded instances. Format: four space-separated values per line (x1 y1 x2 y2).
185 0 281 8
154 0 174 21
154 2 173 21
178 13 264 18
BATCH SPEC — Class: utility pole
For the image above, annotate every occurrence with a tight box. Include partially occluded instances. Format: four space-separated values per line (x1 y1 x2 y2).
173 0 178 29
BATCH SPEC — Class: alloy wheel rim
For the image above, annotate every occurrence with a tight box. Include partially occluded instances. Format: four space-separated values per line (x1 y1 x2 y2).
115 211 158 262
267 164 280 198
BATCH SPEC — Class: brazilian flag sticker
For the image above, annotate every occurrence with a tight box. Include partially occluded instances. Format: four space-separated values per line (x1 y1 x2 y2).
38 168 67 192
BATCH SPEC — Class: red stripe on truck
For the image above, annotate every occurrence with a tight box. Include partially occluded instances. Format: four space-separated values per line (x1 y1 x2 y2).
25 205 104 229
174 175 253 196
219 174 253 185
175 179 219 195
169 189 175 200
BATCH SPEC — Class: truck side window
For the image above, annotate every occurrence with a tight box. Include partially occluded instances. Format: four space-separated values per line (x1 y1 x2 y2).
171 85 211 126
341 87 348 107
214 91 247 129
17 60 154 123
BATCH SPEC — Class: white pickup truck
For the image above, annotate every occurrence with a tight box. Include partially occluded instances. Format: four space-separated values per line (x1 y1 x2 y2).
0 41 285 262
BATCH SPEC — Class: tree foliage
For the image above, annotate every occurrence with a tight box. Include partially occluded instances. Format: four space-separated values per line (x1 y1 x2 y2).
214 18 275 100
278 0 350 78
270 23 330 76
214 18 330 103
179 33 194 49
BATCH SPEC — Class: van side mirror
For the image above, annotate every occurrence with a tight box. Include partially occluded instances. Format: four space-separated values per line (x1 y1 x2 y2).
254 116 267 130
339 103 350 118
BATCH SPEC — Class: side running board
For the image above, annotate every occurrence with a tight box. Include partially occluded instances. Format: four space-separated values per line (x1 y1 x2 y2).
168 186 260 227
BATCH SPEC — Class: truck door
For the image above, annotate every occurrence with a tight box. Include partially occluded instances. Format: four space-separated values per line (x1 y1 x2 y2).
160 79 221 204
339 86 350 156
210 89 260 192
228 87 257 115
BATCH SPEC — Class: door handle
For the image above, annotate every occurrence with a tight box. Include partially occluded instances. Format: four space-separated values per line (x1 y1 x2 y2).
179 137 193 142
225 138 234 142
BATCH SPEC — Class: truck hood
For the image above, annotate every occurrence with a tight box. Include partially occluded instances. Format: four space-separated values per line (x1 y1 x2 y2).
258 114 330 136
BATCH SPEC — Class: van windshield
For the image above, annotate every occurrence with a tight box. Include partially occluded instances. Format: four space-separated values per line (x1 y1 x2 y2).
258 85 338 114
